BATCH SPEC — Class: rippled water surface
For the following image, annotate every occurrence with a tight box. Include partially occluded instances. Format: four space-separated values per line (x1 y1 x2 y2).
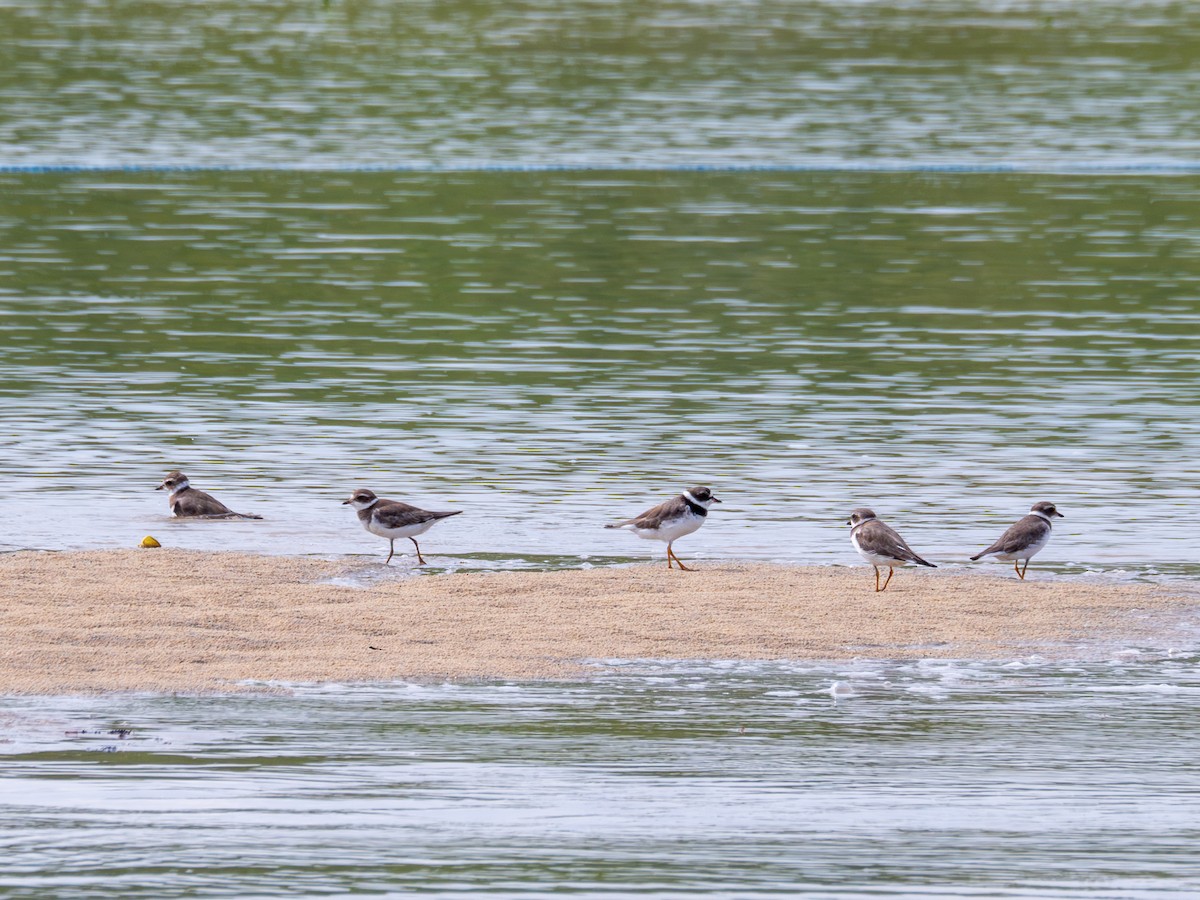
3 656 1200 898
2 0 1199 572
2 171 1199 573
1 0 1198 169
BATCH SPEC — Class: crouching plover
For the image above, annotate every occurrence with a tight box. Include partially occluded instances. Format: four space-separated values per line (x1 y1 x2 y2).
970 501 1064 580
343 488 462 565
156 471 263 519
605 485 721 571
847 508 936 592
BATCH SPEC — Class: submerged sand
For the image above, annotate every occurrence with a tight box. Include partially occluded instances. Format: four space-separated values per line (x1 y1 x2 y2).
0 550 1194 694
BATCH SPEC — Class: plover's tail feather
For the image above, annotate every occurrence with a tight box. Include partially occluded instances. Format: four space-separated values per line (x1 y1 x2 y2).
970 542 1001 561
894 542 936 568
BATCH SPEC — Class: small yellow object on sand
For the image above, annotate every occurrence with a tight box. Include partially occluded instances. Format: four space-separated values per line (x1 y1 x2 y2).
140 536 161 548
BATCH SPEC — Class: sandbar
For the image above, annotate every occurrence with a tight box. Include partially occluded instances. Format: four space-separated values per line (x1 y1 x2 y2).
0 550 1194 695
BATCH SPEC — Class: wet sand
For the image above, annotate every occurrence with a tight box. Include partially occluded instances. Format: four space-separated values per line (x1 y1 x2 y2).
0 550 1194 695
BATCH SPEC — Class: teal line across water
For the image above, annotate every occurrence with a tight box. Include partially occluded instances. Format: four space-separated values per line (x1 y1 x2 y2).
3 162 1200 175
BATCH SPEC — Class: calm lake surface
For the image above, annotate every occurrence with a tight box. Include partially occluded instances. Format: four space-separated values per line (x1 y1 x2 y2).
3 1 1200 896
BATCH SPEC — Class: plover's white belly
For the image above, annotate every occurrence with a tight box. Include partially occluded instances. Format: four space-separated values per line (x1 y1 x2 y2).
993 532 1049 561
367 518 438 540
858 550 910 567
851 533 909 567
629 514 703 543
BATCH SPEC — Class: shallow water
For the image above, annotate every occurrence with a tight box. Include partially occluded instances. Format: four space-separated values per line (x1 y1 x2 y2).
3 655 1200 898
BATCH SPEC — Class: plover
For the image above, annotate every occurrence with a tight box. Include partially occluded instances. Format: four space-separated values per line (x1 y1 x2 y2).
343 488 462 565
847 508 936 592
605 485 721 570
156 471 263 519
970 501 1064 580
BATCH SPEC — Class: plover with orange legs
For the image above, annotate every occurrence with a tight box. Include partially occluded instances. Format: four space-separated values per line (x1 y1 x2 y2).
970 501 1064 580
847 507 936 591
605 485 721 571
343 488 462 565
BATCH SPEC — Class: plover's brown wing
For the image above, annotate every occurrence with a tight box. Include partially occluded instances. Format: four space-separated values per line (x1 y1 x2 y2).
172 487 235 517
860 520 936 567
373 500 462 529
971 515 1049 560
605 495 687 530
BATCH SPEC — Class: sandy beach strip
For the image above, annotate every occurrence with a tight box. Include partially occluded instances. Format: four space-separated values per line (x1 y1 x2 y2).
0 550 1194 695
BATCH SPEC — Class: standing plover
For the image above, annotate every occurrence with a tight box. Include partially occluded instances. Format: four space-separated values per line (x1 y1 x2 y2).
605 485 721 570
156 471 263 519
343 488 462 565
847 508 936 592
970 501 1064 580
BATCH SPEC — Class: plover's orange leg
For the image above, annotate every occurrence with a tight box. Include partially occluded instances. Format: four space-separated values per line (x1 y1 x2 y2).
881 566 895 591
873 566 881 591
668 543 692 571
1017 559 1028 580
410 537 427 565
386 539 395 565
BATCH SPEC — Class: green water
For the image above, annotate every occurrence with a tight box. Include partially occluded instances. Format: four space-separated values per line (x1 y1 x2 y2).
2 0 1199 168
2 171 1198 572
3 1 1200 896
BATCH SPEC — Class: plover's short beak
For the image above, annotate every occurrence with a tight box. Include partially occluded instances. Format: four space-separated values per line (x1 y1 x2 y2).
155 482 166 491
341 499 352 505
1056 511 1065 518
712 496 722 503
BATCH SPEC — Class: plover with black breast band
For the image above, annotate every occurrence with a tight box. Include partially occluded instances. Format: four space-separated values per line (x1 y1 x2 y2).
847 507 936 592
156 470 263 519
605 485 721 571
970 501 1064 580
343 488 462 565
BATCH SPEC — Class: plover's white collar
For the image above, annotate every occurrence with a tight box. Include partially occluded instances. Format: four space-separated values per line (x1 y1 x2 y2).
157 473 190 493
683 489 711 509
1031 509 1055 524
344 489 382 512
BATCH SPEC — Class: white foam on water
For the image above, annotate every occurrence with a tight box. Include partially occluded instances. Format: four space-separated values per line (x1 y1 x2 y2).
829 681 856 700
